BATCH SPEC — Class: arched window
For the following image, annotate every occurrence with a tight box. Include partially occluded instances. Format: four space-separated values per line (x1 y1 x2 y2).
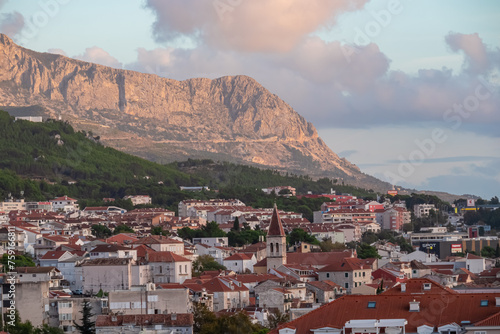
276 242 279 254
270 243 274 253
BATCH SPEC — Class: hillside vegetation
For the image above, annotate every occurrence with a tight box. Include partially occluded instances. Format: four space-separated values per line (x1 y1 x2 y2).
0 111 378 214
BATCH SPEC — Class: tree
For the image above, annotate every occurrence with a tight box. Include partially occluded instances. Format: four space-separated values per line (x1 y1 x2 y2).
232 217 240 231
287 228 319 246
1 253 36 270
192 255 226 276
74 300 95 334
267 310 290 329
481 246 496 258
90 224 112 239
151 226 169 236
491 196 500 205
319 239 345 252
357 243 381 259
113 224 134 235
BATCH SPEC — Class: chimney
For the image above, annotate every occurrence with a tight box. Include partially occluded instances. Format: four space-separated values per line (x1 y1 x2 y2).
496 297 500 307
409 300 420 312
171 313 177 321
401 283 406 292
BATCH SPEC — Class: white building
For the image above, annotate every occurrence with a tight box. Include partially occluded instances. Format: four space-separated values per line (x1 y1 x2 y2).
413 204 436 218
50 196 79 212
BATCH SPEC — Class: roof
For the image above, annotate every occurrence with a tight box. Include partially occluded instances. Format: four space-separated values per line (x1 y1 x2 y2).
475 310 500 326
51 196 77 202
273 288 500 334
381 278 457 295
224 253 254 261
90 244 133 253
40 251 70 260
15 266 59 274
467 253 484 260
268 204 285 236
318 258 373 272
147 251 191 263
80 258 132 266
134 235 183 245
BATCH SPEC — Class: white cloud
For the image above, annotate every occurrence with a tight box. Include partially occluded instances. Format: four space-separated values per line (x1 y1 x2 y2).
74 47 122 69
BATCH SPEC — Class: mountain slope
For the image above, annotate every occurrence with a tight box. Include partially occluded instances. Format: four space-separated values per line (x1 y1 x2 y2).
0 33 391 192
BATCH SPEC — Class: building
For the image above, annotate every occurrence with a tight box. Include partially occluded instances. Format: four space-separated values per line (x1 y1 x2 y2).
50 196 79 212
95 314 194 334
267 205 287 272
413 203 436 218
271 278 500 334
223 253 257 274
147 252 192 284
123 195 152 206
317 258 373 292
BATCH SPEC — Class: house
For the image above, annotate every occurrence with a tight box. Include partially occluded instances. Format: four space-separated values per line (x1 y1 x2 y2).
89 244 137 261
123 195 152 206
95 314 194 334
108 284 190 315
257 287 294 312
202 276 250 312
271 278 500 334
50 195 79 212
77 258 134 293
466 253 486 273
195 243 234 265
223 253 257 274
134 235 185 254
147 252 192 284
306 280 344 304
317 258 374 292
15 266 63 289
47 297 103 333
39 250 75 267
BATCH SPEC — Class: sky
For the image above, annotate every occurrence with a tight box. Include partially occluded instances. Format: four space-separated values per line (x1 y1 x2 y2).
1 0 499 199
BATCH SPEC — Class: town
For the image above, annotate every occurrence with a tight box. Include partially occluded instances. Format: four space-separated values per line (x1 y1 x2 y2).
1 190 499 333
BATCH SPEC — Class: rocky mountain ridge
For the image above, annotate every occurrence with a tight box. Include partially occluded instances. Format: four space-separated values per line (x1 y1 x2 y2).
0 33 391 191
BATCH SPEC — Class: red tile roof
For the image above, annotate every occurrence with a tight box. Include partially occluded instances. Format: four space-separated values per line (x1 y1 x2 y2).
268 205 285 236
475 310 500 326
273 290 500 334
147 251 190 263
224 253 254 261
40 251 70 260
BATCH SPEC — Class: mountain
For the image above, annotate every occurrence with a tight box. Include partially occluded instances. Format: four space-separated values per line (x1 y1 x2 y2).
0 33 390 191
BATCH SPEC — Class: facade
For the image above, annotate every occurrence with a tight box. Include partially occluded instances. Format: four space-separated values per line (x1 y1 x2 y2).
147 251 192 284
50 196 79 212
413 203 436 218
317 258 373 292
223 253 257 273
95 314 194 334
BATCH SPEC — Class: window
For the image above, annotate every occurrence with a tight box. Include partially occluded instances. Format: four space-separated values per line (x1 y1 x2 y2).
345 272 349 278
326 273 330 278
59 313 72 321
363 272 366 277
345 283 349 289
354 272 357 277
480 300 488 307
367 301 376 308
270 243 274 253
276 243 279 253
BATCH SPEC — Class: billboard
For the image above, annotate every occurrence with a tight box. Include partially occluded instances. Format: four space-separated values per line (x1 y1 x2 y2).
387 190 398 196
419 242 440 256
467 199 475 207
451 244 463 253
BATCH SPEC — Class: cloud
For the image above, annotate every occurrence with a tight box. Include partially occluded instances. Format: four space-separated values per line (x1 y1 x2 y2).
445 32 498 75
145 0 369 52
0 11 25 37
47 48 67 56
126 30 500 138
74 47 122 69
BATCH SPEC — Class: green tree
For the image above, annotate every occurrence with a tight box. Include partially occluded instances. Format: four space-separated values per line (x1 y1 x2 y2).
319 239 345 252
192 255 226 276
287 228 319 246
357 243 381 259
90 224 112 239
73 300 95 334
481 246 496 258
151 226 169 236
1 253 36 270
232 217 240 232
113 224 134 235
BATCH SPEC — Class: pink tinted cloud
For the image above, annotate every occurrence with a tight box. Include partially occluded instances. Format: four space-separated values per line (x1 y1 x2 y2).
146 0 369 52
445 32 495 74
74 47 122 69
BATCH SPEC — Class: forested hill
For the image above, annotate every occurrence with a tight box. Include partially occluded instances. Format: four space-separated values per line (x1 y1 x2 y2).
0 111 377 212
